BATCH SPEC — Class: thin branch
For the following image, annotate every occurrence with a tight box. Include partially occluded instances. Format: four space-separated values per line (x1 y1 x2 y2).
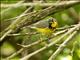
7 32 37 36
18 29 68 47
7 25 74 36
56 25 76 30
20 23 80 60
0 29 12 42
0 6 34 42
1 1 79 8
53 29 68 36
5 29 67 59
1 5 33 22
48 31 77 60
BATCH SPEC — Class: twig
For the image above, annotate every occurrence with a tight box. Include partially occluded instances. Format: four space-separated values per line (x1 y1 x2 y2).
1 1 80 8
0 29 12 42
1 6 33 22
48 31 77 60
7 32 37 36
5 28 67 60
56 25 76 30
6 28 67 36
20 23 80 60
53 29 68 36
25 24 75 32
7 28 68 37
18 29 68 47
0 6 34 42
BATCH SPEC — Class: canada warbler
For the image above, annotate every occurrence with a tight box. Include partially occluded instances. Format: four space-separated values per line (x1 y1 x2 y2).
33 18 58 36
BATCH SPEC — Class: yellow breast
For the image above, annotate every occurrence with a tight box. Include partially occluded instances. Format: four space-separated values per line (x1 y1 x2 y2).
36 28 54 36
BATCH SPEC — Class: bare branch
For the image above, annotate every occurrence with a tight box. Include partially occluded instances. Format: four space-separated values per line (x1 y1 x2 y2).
48 31 77 60
1 1 80 8
5 29 67 59
7 32 37 36
20 23 80 60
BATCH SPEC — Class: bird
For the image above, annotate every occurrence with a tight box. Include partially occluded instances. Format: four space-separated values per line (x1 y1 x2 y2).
29 18 58 43
31 18 58 36
24 18 58 45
